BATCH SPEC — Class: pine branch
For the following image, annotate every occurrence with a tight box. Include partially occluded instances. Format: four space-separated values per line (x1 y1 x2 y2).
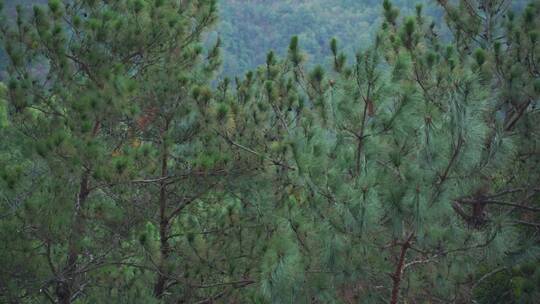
193 279 255 289
166 183 216 228
214 128 296 170
193 280 255 304
459 198 540 212
504 98 533 131
44 240 58 277
403 253 440 271
64 53 102 88
471 267 507 291
513 220 540 228
430 136 464 206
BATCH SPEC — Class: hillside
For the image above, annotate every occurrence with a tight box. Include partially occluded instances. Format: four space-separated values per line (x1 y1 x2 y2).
216 0 439 76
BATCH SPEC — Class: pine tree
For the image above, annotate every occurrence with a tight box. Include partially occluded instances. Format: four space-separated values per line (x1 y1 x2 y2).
436 0 540 301
220 1 539 302
115 0 232 300
0 0 220 302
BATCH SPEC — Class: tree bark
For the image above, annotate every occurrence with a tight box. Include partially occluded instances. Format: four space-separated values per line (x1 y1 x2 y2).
390 233 414 304
154 122 170 298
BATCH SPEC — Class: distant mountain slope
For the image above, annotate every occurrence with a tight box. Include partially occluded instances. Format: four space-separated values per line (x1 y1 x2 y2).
216 0 439 77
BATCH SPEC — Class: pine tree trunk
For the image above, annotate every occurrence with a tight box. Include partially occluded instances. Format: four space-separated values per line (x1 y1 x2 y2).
355 96 369 177
390 233 413 304
154 182 170 297
154 124 170 298
56 171 91 304
55 121 99 303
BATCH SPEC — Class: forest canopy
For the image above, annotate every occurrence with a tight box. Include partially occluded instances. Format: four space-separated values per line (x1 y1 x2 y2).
0 0 539 303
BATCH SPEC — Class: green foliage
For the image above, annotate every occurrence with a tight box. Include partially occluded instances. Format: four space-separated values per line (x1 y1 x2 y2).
0 1 538 304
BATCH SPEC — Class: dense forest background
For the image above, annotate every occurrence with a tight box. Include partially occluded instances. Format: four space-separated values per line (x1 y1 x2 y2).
0 0 539 303
3 0 528 76
215 0 442 76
